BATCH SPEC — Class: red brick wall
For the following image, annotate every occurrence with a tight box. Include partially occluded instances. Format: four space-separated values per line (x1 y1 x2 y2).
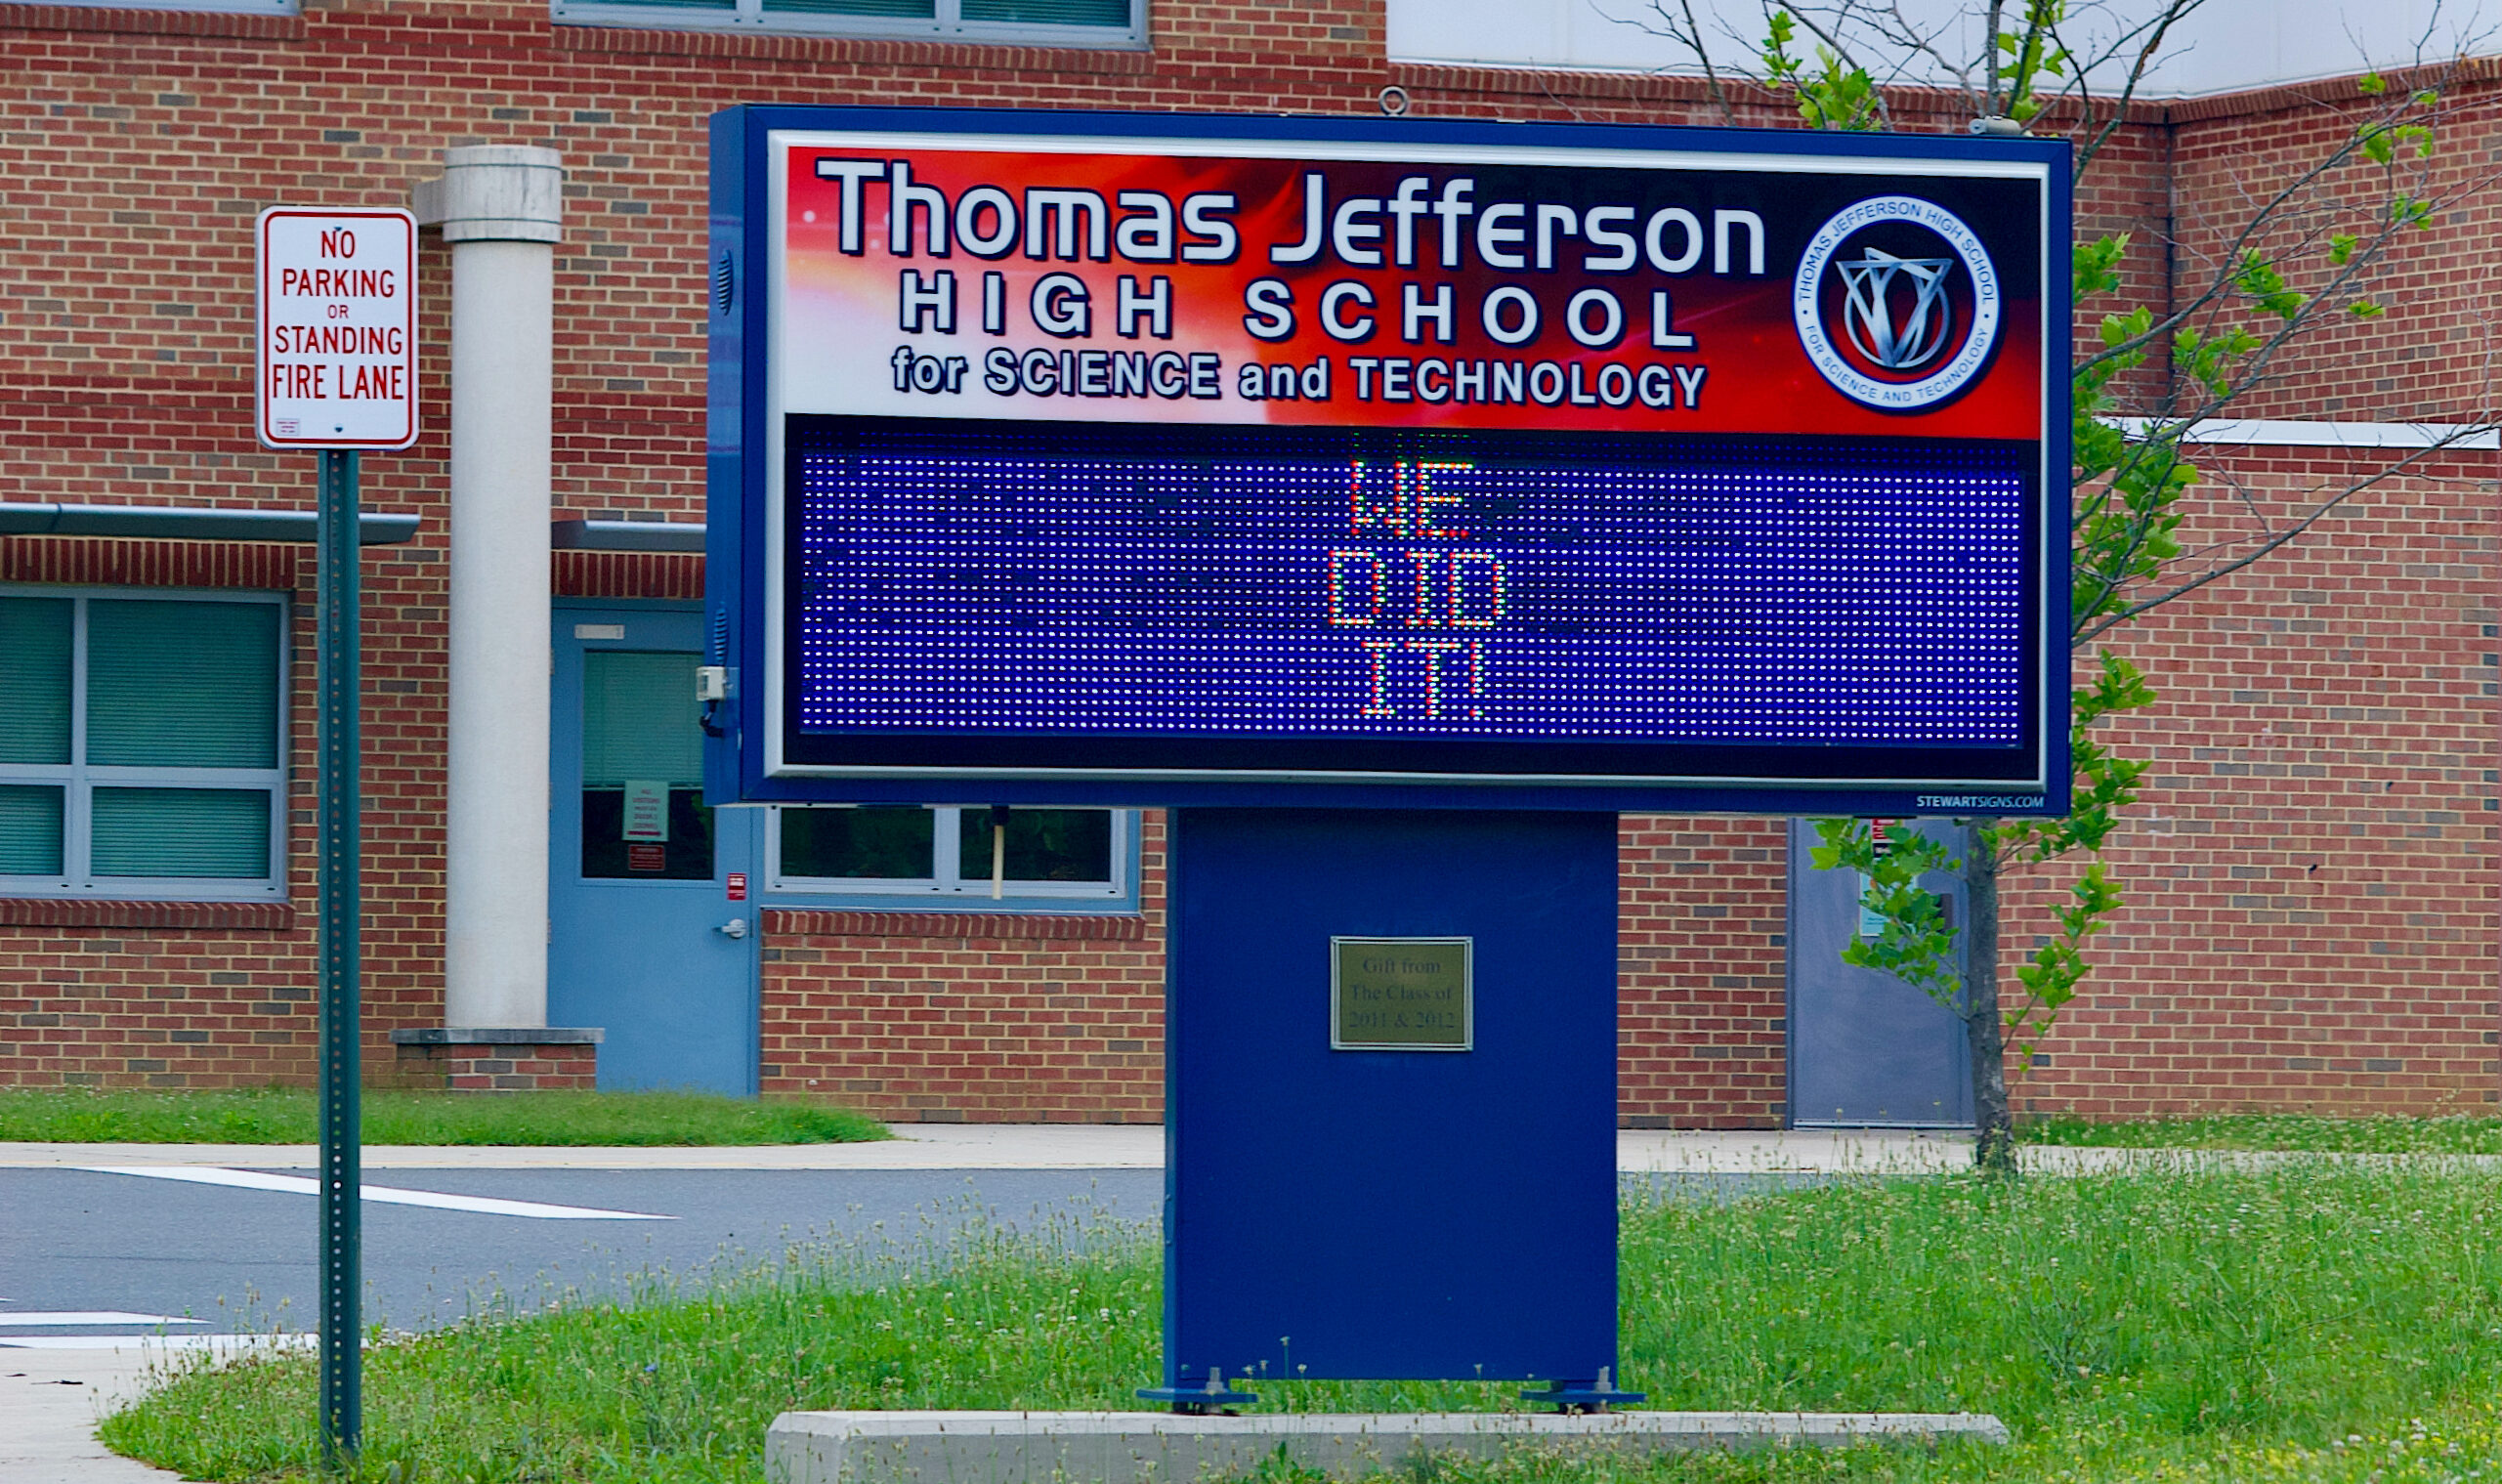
397 1040 601 1091
0 0 1421 1096
2008 448 2501 1118
1992 69 2502 1117
1 0 2493 1123
751 813 1798 1126
1620 816 1788 1128
756 816 1168 1123
0 917 310 1087
2160 74 2502 426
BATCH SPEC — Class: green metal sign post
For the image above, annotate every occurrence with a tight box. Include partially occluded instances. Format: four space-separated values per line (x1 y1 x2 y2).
316 447 362 1464
258 201 413 1469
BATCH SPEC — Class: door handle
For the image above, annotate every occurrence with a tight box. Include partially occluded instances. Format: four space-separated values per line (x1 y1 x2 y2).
715 916 749 940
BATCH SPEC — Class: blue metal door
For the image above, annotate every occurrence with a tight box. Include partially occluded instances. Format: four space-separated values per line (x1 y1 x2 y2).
549 606 760 1094
1786 818 1972 1127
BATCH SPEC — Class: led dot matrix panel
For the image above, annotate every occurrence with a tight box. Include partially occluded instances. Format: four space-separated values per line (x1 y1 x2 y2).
787 418 2035 784
709 106 2071 814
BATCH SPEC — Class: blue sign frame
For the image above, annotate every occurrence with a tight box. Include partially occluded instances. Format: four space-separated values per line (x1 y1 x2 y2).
705 106 2072 818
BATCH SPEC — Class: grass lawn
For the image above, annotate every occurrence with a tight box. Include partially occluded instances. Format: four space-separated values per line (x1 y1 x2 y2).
105 1162 2502 1482
2019 1113 2502 1156
0 1087 884 1146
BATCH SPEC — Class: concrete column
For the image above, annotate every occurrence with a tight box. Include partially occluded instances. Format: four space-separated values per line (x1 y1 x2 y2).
413 146 564 1030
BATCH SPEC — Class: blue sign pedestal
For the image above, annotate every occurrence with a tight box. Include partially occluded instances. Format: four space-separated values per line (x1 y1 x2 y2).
1149 809 1631 1404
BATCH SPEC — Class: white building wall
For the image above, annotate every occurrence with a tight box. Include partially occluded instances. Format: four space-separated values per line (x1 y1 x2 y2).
1388 0 2495 98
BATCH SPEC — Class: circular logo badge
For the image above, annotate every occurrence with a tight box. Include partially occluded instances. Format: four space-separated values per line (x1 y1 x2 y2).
1793 195 2000 410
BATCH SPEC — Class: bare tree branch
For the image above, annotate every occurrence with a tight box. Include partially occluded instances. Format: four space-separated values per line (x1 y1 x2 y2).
2075 431 2490 643
1984 0 2007 114
2056 0 2205 169
1678 0 1740 122
2069 78 2457 379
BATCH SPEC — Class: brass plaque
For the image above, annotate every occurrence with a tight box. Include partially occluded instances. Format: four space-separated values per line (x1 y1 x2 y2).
1332 937 1472 1051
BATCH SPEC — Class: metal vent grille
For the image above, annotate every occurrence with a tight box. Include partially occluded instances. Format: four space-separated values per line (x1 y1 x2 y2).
713 251 735 316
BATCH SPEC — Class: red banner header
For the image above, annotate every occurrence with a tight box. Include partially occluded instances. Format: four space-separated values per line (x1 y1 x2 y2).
773 132 2047 440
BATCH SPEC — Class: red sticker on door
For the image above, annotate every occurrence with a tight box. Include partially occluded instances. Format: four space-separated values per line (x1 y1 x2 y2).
726 871 748 902
626 843 666 872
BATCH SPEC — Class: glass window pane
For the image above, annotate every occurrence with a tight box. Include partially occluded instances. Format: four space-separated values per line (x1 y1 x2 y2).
581 786 716 880
958 808 1113 883
591 0 737 9
959 0 1124 21
0 597 72 765
782 807 935 879
0 784 64 874
92 787 271 877
582 652 704 787
579 650 712 879
88 601 280 769
761 0 933 14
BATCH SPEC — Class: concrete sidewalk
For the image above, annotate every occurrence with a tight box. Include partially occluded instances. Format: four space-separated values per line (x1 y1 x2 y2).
0 1124 1982 1172
1 1345 185 1483
0 1122 1161 1171
10 1125 2490 1175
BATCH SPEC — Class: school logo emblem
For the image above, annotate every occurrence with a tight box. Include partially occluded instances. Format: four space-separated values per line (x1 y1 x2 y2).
1794 196 2000 410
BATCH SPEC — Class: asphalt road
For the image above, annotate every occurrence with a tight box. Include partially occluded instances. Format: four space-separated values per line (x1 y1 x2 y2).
0 1166 1164 1341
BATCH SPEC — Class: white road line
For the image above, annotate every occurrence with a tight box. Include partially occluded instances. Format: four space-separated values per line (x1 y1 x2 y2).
0 1312 205 1327
78 1166 675 1220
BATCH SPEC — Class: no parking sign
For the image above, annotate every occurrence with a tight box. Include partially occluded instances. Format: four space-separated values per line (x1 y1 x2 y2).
256 206 419 450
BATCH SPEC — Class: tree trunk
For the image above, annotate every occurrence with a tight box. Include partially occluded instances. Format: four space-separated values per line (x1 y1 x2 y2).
1964 836 2015 1173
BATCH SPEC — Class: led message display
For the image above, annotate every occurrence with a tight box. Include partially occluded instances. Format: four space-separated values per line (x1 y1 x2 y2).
708 107 2072 813
785 419 2032 784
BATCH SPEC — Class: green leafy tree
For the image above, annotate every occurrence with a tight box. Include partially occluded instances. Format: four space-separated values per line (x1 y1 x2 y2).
1633 0 2490 1168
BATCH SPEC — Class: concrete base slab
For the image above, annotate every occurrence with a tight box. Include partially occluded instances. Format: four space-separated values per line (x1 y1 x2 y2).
766 1409 2012 1483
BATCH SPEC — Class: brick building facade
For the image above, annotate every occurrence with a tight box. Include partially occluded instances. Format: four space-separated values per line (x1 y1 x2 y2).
0 0 2492 1123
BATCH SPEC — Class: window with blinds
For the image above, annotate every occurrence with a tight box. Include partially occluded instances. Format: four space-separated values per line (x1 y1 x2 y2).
768 803 1130 904
577 649 718 881
0 591 286 898
548 0 1136 45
